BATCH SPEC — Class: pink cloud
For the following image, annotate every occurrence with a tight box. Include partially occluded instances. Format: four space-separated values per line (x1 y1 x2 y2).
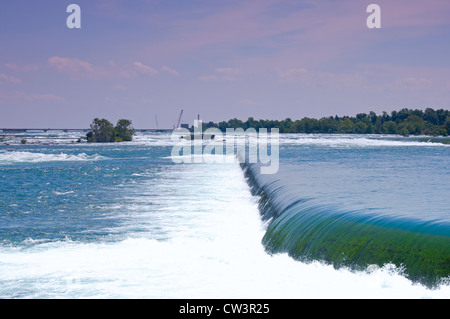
47 57 172 80
277 68 308 80
137 1 370 75
133 62 158 76
155 0 450 71
0 91 63 104
0 73 21 84
48 56 99 79
48 57 94 72
161 66 179 76
199 67 241 82
139 1 280 59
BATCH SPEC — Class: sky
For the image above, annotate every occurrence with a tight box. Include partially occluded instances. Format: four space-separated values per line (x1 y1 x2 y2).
1 0 450 129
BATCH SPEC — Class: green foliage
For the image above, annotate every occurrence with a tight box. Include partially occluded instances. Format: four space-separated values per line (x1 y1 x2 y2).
115 119 135 142
446 116 450 135
88 118 115 143
202 108 450 136
87 118 135 143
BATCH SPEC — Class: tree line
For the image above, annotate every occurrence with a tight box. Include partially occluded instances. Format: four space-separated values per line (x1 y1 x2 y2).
201 108 450 136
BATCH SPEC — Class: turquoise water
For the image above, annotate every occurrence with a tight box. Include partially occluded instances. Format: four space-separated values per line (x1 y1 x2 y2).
0 132 449 298
0 144 171 244
243 135 450 287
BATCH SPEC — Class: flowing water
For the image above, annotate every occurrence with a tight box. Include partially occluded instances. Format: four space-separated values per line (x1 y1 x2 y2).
0 131 449 298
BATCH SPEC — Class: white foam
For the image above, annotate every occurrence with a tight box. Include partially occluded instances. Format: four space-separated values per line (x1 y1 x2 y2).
0 236 448 298
53 191 75 196
0 151 104 164
3 130 448 148
0 159 448 298
279 134 449 148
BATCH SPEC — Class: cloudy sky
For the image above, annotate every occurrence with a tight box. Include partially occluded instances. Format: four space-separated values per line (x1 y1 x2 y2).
1 0 450 128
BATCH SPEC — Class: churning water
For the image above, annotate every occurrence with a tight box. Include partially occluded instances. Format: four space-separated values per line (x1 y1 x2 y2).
0 132 449 298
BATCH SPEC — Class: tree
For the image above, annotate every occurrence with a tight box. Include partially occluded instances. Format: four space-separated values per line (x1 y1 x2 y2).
201 108 449 136
369 111 377 124
87 118 135 143
424 108 438 125
355 121 368 134
436 109 448 125
115 119 135 142
404 115 425 135
383 121 398 134
337 117 355 133
88 118 115 143
445 116 450 135
400 127 409 137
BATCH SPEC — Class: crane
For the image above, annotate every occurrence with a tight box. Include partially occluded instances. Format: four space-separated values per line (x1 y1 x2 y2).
175 109 183 129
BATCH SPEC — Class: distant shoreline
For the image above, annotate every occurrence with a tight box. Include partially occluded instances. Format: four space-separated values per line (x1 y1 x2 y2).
200 108 450 137
1 108 449 137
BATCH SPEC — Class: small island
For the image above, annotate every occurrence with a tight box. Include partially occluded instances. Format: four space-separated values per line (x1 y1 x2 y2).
86 118 135 143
